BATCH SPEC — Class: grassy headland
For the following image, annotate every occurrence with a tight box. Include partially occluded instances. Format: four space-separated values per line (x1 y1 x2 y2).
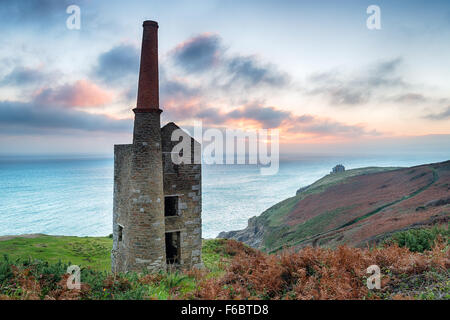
222 161 450 252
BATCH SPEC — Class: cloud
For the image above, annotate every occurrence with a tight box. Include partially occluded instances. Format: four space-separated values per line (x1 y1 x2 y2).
225 55 290 89
386 93 450 111
286 115 379 137
161 78 200 99
227 104 291 128
0 100 132 134
307 58 407 106
163 99 378 138
93 44 140 84
179 103 291 128
310 84 370 105
371 57 402 76
160 67 200 100
1 67 49 86
424 106 450 120
194 107 229 125
33 80 113 108
172 33 222 73
163 101 290 127
169 33 290 91
391 93 428 104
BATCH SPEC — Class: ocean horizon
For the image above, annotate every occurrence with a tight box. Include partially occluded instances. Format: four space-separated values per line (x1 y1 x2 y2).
0 152 449 239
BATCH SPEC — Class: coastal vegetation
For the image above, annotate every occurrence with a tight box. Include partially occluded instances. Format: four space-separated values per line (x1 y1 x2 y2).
0 230 448 300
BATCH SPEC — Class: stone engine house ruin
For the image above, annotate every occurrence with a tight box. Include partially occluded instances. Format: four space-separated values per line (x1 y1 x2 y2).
111 21 202 273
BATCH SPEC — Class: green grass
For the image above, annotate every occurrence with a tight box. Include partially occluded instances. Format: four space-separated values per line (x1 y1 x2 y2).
0 235 112 271
260 194 301 226
0 236 232 300
0 235 229 273
201 239 231 275
0 254 199 300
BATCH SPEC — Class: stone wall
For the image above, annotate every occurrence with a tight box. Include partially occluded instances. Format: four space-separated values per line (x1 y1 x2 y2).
112 111 167 273
111 144 132 272
161 123 203 269
112 119 202 273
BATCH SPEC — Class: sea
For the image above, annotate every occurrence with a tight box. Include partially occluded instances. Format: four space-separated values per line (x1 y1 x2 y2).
0 153 449 239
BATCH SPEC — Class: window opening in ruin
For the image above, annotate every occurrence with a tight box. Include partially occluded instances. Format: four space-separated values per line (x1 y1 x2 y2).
165 231 180 264
118 225 123 242
165 196 178 216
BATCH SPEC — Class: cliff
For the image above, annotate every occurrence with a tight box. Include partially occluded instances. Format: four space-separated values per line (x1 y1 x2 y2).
219 161 450 252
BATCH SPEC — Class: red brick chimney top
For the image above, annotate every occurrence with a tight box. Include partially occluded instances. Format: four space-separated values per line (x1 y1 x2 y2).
143 20 158 27
135 20 160 112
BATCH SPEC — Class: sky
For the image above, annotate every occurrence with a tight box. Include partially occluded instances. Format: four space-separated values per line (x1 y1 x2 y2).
0 0 450 156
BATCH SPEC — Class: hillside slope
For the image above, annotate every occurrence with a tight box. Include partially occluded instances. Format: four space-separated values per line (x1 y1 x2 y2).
219 161 450 252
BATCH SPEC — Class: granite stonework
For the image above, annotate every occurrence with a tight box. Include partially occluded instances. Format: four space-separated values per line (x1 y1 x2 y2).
161 122 202 269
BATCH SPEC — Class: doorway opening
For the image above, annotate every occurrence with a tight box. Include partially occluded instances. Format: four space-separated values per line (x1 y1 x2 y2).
165 231 180 264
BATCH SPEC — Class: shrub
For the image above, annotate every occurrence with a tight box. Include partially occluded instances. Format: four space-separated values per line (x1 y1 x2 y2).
195 239 449 300
0 256 13 286
386 224 449 252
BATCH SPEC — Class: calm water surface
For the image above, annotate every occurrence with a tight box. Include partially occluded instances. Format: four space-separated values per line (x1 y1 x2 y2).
0 153 448 238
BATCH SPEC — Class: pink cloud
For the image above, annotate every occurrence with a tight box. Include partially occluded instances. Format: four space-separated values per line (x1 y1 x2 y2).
34 80 114 108
162 96 381 141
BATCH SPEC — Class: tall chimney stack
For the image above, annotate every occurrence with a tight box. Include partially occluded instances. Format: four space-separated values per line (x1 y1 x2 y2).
123 20 166 272
136 20 160 110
